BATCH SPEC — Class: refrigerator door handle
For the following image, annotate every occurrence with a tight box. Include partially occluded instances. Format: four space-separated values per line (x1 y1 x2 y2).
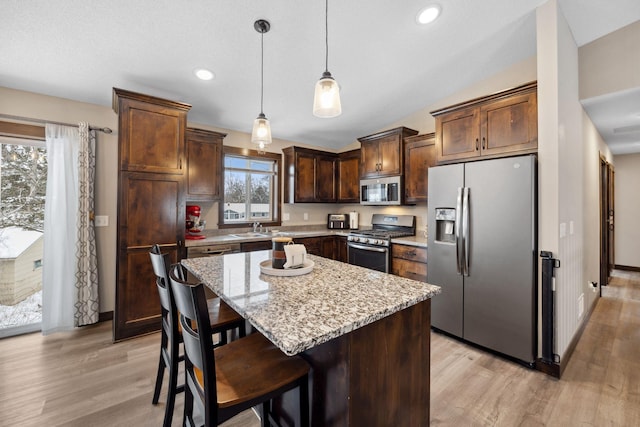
462 187 470 276
455 187 464 275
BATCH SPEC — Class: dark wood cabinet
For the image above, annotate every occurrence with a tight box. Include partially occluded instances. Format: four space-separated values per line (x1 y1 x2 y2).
241 240 272 252
358 127 418 179
296 236 336 259
404 133 436 204
391 244 427 282
336 235 348 263
431 81 537 164
283 146 337 203
185 128 225 201
115 89 186 174
336 149 360 203
113 88 191 341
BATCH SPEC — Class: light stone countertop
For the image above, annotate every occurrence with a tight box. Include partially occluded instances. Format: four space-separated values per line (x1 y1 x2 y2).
182 251 440 356
185 228 427 248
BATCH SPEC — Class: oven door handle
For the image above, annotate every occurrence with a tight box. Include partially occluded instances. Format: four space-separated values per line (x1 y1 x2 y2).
348 243 388 253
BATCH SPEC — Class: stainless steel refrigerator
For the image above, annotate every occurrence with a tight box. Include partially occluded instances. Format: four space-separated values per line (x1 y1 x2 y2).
427 154 536 364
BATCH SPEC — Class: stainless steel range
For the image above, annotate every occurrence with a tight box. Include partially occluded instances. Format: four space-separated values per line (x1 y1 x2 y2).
347 214 416 273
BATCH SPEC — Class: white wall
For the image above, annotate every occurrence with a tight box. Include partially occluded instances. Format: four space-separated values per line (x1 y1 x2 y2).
613 153 640 268
536 0 613 361
0 86 119 313
579 20 640 100
582 111 613 291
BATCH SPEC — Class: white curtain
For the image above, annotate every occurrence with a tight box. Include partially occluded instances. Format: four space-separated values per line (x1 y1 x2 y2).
42 123 99 334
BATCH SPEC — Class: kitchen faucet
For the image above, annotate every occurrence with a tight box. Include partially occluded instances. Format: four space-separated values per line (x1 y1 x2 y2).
253 221 262 232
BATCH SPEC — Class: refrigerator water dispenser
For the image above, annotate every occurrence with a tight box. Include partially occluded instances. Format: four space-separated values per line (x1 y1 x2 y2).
435 208 456 243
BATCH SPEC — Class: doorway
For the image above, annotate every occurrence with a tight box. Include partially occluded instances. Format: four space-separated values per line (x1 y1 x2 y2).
0 127 47 338
599 155 614 288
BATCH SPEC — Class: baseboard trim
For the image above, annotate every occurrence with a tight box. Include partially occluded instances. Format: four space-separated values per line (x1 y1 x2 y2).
98 311 114 323
614 264 640 272
535 359 560 378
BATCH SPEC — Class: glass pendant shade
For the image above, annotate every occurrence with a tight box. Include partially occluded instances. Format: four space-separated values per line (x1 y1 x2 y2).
251 113 272 148
313 71 342 118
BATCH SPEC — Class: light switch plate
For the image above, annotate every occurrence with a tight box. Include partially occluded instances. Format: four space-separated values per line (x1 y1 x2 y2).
95 215 109 227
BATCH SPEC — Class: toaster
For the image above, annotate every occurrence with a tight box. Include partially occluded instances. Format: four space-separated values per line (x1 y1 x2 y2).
327 214 350 229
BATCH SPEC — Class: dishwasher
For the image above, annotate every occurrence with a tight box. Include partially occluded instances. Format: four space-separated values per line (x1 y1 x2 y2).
187 243 242 258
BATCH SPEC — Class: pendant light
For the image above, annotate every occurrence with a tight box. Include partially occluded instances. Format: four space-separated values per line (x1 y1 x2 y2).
313 0 342 118
251 19 272 152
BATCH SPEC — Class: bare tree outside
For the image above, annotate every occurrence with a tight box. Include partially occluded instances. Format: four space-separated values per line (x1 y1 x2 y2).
0 144 47 232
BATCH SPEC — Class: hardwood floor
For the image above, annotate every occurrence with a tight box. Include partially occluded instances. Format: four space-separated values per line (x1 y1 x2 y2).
1 270 638 426
430 269 640 426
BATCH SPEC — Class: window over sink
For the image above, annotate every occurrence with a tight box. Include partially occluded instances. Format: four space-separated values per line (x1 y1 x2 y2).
219 146 281 228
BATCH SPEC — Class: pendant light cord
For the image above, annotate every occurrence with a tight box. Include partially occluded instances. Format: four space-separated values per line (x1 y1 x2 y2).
260 29 265 115
324 0 329 73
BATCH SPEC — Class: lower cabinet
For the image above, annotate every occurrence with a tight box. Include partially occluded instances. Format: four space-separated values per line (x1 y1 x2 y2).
239 235 348 261
336 236 348 263
296 236 337 260
241 240 272 252
391 244 427 282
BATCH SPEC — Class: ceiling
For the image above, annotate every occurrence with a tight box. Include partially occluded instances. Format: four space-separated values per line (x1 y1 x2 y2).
1 0 639 153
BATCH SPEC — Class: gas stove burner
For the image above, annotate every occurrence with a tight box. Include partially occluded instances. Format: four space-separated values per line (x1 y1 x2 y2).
347 214 416 247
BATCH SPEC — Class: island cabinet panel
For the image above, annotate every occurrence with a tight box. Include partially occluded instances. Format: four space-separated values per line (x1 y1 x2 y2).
185 127 225 201
358 127 418 179
337 149 360 203
404 133 436 204
113 88 190 341
272 299 432 426
283 146 337 203
432 81 537 164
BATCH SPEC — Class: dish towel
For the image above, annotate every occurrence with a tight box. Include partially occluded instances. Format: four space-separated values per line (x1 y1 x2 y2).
283 244 307 268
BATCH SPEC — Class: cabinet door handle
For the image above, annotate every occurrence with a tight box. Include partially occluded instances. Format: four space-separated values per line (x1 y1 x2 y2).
482 137 486 150
475 138 479 151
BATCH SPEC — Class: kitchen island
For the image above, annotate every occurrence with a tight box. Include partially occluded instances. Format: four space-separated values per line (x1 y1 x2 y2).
182 251 440 426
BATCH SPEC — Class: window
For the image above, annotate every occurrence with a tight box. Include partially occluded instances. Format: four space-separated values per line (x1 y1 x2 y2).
220 147 281 227
0 133 46 336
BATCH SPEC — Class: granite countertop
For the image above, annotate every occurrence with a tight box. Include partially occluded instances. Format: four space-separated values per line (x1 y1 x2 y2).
182 251 440 355
186 228 427 248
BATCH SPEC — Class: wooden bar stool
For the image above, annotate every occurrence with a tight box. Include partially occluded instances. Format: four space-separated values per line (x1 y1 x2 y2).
168 264 311 427
149 245 246 427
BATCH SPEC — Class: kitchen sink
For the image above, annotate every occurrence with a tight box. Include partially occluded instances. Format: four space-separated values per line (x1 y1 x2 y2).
229 232 271 238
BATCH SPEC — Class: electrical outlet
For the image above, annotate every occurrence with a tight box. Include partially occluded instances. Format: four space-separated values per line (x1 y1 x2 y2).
303 212 309 221
283 213 290 221
94 215 109 227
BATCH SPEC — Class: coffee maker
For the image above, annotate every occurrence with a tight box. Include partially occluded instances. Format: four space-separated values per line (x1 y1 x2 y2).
186 205 206 240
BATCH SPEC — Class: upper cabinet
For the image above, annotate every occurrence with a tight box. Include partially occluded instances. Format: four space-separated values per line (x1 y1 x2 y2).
283 146 337 203
358 127 418 178
185 128 226 201
337 149 360 203
404 133 436 204
113 88 190 174
431 82 537 164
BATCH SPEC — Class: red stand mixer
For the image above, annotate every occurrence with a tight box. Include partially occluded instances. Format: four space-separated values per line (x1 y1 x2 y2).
186 205 206 240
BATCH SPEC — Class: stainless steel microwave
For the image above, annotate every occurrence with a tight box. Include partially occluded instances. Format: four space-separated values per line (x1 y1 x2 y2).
360 176 401 205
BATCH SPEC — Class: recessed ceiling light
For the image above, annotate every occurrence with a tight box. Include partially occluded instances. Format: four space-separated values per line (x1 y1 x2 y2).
194 68 215 81
416 4 441 25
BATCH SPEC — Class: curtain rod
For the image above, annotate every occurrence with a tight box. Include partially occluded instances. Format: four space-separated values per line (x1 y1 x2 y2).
0 113 113 134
